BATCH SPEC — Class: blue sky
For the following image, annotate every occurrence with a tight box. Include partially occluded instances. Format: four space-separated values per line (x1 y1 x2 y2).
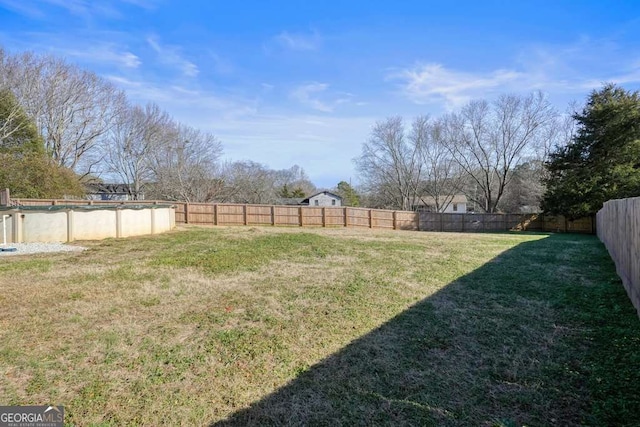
1 1 640 188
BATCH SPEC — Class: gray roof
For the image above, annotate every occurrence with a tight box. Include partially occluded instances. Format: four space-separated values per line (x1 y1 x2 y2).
86 183 137 194
276 198 306 205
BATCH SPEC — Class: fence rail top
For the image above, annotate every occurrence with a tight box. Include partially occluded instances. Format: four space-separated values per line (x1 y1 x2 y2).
0 204 175 212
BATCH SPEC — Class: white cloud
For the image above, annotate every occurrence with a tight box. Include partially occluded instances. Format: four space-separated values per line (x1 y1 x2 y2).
290 82 354 112
147 36 199 77
291 82 333 112
105 75 260 120
119 51 141 68
84 48 141 68
55 45 141 68
0 28 141 70
389 36 640 109
120 0 159 9
30 0 122 20
205 51 234 75
0 0 46 18
274 30 321 51
42 0 92 17
390 63 525 107
393 42 640 108
0 0 155 21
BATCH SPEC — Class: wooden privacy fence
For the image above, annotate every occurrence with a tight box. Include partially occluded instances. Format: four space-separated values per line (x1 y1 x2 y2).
597 196 640 318
419 212 594 233
7 198 595 234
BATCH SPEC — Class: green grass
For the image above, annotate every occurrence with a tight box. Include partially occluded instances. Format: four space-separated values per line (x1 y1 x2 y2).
0 226 638 426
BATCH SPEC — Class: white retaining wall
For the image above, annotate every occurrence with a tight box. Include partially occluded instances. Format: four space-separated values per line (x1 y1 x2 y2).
0 206 175 243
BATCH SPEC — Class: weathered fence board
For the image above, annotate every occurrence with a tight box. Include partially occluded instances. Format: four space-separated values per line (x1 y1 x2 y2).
597 196 640 318
0 188 9 206
273 206 300 226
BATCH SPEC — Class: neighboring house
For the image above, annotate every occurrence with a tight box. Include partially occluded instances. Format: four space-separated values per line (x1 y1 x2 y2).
302 191 343 207
86 183 142 201
412 195 467 213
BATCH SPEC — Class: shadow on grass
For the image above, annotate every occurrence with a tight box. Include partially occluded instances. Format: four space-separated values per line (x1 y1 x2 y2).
211 233 640 426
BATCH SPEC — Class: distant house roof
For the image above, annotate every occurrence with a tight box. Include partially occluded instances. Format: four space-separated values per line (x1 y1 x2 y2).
414 194 467 206
276 198 306 206
86 183 135 194
301 191 343 204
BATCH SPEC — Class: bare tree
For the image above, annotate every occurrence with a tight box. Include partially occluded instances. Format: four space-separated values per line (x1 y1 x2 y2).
444 92 558 213
411 116 465 212
355 117 422 210
105 102 174 199
274 164 316 197
498 104 576 213
106 101 223 202
214 162 318 204
6 52 122 176
149 123 222 202
217 161 279 204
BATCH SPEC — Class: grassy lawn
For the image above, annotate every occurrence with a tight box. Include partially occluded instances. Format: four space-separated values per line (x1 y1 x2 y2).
0 226 638 426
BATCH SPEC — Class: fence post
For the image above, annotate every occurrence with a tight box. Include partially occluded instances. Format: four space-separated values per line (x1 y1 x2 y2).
369 209 373 228
115 208 122 238
322 207 326 227
0 188 9 206
66 209 74 242
184 203 190 224
11 210 22 243
462 214 465 232
150 207 156 234
243 204 248 226
299 207 304 227
344 207 349 227
214 204 218 225
440 213 444 232
271 206 276 226
393 211 397 230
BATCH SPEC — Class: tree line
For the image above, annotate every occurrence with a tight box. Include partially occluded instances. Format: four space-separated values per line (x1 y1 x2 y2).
0 46 327 203
355 85 640 217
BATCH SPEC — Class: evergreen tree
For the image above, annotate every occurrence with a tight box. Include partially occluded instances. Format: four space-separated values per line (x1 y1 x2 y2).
0 89 84 198
290 187 306 198
278 183 292 198
0 152 85 198
542 84 640 218
336 181 361 206
0 89 43 154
